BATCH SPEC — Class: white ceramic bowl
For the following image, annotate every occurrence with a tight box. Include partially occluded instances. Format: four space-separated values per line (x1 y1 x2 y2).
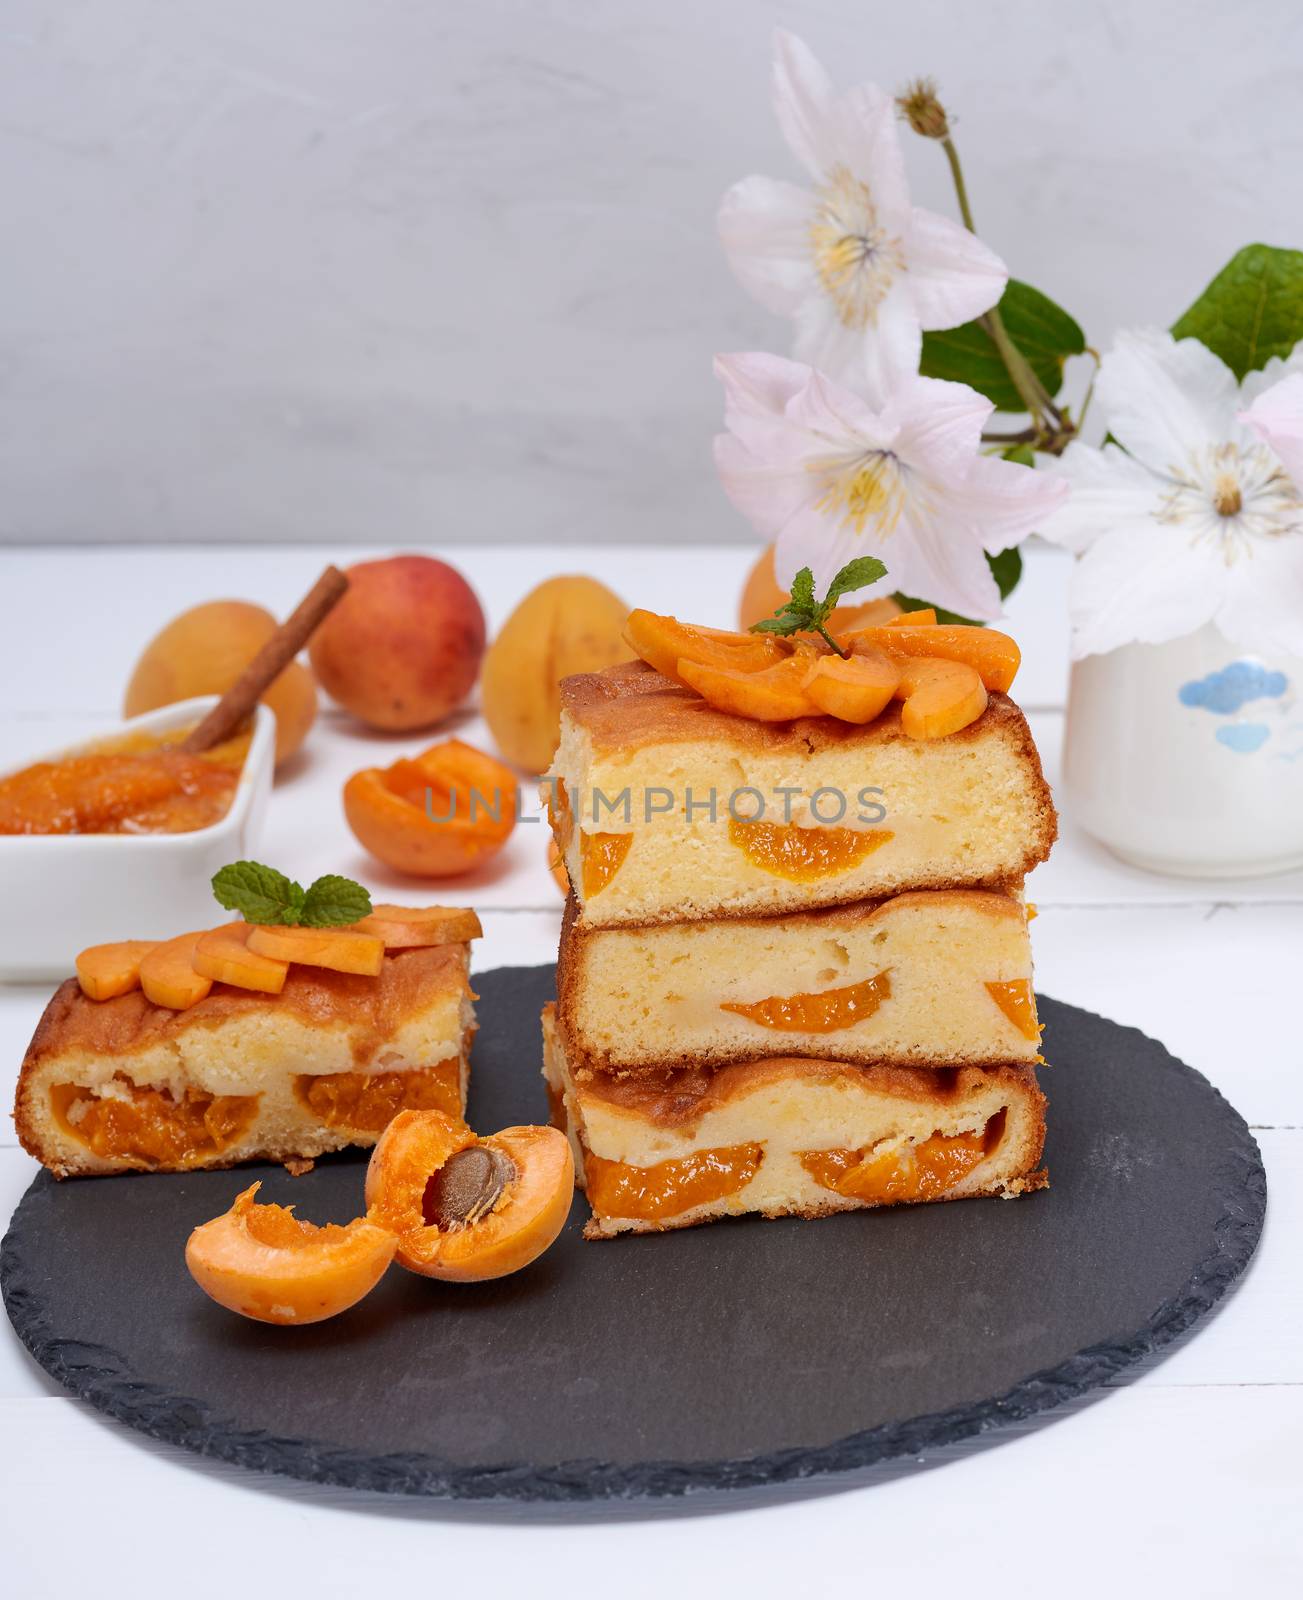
0 697 275 981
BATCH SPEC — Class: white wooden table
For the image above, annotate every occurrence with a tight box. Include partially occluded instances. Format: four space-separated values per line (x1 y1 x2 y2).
1 543 1299 1599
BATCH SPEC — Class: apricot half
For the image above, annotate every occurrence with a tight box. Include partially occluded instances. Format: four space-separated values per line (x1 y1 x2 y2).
893 657 989 740
344 738 517 878
365 1109 574 1282
75 940 159 1001
678 654 818 721
802 648 899 723
624 609 788 685
185 1181 397 1325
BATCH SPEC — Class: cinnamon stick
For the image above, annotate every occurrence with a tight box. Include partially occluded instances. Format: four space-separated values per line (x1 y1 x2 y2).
181 565 349 754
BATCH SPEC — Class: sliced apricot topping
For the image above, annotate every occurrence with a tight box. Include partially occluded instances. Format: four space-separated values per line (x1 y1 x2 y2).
846 623 1021 693
353 904 483 948
624 609 787 685
800 1114 1002 1205
186 1181 397 1326
721 972 891 1031
729 817 893 880
584 1143 763 1223
139 931 213 1011
245 924 385 976
985 978 1041 1040
51 1076 258 1168
678 654 818 721
802 647 899 723
892 656 988 740
75 940 159 1001
295 1059 463 1130
365 1109 574 1282
580 831 632 897
344 737 517 878
193 922 290 995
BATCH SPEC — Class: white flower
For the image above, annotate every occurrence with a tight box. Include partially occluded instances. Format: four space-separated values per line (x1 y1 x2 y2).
714 352 1066 620
718 30 1008 403
1039 329 1303 659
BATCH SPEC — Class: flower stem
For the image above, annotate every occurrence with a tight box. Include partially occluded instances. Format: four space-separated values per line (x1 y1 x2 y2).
815 622 849 659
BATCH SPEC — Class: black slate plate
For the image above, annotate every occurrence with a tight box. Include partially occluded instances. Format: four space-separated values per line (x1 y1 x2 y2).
1 965 1265 1503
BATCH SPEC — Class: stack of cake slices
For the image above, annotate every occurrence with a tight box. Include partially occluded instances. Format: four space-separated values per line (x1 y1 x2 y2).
543 660 1057 1238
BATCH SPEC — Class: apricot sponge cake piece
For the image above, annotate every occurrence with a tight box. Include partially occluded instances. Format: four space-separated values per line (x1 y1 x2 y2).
557 888 1041 1074
546 661 1056 928
542 1006 1047 1239
15 944 475 1177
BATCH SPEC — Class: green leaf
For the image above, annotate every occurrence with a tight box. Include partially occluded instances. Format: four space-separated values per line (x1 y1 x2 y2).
920 280 1086 412
824 555 888 609
212 861 306 925
789 566 816 609
751 607 807 636
890 549 1023 626
1170 243 1303 380
300 874 373 928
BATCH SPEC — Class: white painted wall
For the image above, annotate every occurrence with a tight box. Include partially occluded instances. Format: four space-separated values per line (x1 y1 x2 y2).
3 0 1301 546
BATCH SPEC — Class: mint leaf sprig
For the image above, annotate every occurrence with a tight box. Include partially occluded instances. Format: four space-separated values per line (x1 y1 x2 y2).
212 861 372 928
748 556 888 657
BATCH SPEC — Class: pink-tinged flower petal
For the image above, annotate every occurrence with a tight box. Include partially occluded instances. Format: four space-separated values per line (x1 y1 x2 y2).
1067 521 1226 659
957 452 1069 551
1038 441 1164 555
773 500 880 597
891 375 994 471
786 366 897 454
714 351 810 426
771 30 837 180
718 176 816 316
903 208 1008 330
827 83 911 235
1215 526 1303 659
1238 373 1303 485
888 507 1005 620
794 276 922 404
713 432 820 541
1096 330 1241 472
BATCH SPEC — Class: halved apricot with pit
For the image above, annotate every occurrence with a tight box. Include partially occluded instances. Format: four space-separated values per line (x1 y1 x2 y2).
679 654 818 721
185 1181 397 1325
139 931 213 1011
846 623 1021 693
624 609 787 685
802 647 899 723
344 737 517 878
75 940 159 1001
893 657 989 740
193 922 290 994
365 1109 574 1282
352 904 483 948
246 924 385 976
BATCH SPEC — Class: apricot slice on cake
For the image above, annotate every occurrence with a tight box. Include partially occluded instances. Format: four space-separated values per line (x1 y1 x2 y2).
365 1109 574 1282
847 623 1021 693
185 1181 396 1325
344 738 517 878
139 932 214 1010
624 609 787 685
801 647 899 723
893 657 989 740
75 940 159 1001
679 654 818 721
193 922 290 994
246 924 385 976
353 904 483 948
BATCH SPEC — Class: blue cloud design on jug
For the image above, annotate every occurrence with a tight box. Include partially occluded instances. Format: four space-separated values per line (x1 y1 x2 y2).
1178 661 1288 714
1215 724 1270 754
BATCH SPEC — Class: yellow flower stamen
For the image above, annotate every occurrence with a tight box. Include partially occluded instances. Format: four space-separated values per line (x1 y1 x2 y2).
809 166 906 329
812 451 908 537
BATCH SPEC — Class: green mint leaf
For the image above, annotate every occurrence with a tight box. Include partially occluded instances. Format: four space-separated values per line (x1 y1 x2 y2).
1171 243 1303 380
823 556 889 610
920 280 1085 412
751 610 808 637
212 861 306 925
299 874 373 928
788 566 816 610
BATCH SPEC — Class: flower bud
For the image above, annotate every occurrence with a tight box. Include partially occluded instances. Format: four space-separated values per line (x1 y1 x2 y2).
896 78 950 140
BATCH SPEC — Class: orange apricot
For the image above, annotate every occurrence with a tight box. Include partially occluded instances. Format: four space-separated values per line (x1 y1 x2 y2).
986 978 1042 1040
846 623 1021 693
886 607 937 627
193 922 290 994
738 545 902 632
893 657 989 740
185 1181 396 1326
365 1109 574 1282
624 609 788 685
139 932 213 1010
580 831 631 897
352 904 483 948
75 940 159 1001
547 834 570 895
802 647 899 723
246 924 384 976
678 654 818 721
344 737 517 878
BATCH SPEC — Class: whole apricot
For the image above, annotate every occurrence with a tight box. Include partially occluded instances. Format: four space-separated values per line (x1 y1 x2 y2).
481 576 630 771
308 555 485 732
124 599 317 767
366 1109 574 1282
738 544 902 632
185 1181 396 1325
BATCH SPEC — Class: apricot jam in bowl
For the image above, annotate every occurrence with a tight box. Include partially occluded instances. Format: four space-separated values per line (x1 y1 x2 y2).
0 697 274 980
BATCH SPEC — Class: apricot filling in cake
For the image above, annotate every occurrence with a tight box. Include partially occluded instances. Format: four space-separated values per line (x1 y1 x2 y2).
556 888 1041 1074
542 1005 1046 1238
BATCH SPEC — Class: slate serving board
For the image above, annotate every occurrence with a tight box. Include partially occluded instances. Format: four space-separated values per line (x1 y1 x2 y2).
2 965 1265 1504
